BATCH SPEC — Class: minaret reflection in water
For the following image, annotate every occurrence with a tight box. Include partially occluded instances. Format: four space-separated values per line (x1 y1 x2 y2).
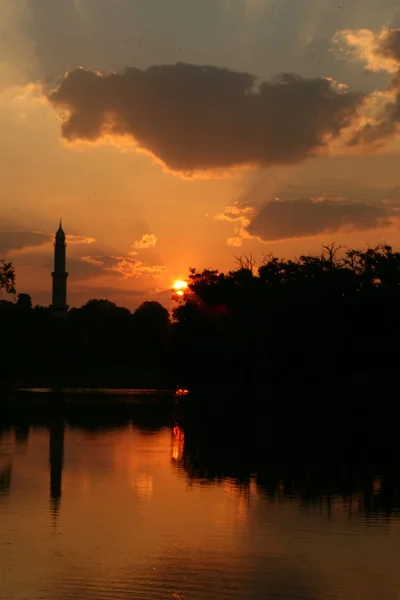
49 418 65 523
14 422 30 452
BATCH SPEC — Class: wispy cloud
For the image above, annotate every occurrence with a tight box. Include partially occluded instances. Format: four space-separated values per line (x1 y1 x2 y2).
333 27 400 74
79 254 167 280
132 233 157 249
0 230 51 254
0 229 96 256
333 28 400 147
215 204 255 223
67 234 96 245
215 204 255 248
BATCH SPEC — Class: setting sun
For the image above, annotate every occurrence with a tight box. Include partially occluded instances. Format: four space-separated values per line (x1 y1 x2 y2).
173 280 188 297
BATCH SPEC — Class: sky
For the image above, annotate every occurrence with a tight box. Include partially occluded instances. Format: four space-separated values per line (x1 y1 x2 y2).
1 0 400 309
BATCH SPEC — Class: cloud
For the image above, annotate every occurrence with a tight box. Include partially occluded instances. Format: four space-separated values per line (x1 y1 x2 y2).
377 28 400 65
47 63 364 175
67 234 96 245
0 230 51 254
244 198 395 242
227 236 245 247
132 234 157 249
333 27 400 74
215 203 255 247
332 28 400 147
79 254 167 279
217 198 397 245
215 204 255 223
0 229 96 256
347 90 400 146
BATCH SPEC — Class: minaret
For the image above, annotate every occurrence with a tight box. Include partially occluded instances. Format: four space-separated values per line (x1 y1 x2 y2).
51 219 69 318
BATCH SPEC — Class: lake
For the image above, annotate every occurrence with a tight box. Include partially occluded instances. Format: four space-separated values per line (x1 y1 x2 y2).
1 411 400 600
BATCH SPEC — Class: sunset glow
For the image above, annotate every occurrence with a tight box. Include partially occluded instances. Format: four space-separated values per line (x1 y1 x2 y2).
1 1 400 313
1 3 400 598
173 280 188 297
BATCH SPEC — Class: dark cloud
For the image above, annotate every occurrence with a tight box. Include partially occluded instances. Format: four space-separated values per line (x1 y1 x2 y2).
377 28 400 63
48 64 364 174
0 230 51 254
245 198 395 242
65 256 114 281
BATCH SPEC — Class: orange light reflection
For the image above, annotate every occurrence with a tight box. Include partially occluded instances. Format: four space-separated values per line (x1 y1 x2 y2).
172 425 185 461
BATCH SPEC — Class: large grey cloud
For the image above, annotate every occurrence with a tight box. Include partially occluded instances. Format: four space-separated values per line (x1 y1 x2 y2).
245 198 395 242
48 64 363 174
0 230 51 254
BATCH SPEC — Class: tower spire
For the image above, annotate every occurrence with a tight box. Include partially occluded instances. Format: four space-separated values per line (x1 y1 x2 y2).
50 220 68 318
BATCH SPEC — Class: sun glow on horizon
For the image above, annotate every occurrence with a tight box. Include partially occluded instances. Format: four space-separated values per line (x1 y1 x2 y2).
173 280 188 297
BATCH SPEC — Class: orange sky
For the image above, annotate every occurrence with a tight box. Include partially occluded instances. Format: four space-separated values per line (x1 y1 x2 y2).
1 1 400 309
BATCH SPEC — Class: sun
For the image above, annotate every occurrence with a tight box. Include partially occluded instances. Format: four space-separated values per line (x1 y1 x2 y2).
173 280 188 297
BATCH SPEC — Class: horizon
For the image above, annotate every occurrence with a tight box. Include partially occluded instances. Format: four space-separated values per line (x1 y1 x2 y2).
4 224 400 311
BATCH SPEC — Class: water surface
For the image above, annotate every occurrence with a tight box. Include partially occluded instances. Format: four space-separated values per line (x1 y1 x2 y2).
1 414 400 600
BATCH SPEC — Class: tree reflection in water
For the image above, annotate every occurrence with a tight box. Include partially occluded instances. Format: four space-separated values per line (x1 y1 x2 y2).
171 419 400 520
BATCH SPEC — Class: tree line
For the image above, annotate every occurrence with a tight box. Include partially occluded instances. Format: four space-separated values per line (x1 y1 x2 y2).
1 243 400 389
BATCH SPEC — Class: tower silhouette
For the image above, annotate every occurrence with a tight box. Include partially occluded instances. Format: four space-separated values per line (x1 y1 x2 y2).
51 220 68 318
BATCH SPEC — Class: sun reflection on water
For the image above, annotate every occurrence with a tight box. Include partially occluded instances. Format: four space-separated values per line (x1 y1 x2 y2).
172 425 185 462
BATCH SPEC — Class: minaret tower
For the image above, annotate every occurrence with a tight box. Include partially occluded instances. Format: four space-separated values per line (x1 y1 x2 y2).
51 220 68 318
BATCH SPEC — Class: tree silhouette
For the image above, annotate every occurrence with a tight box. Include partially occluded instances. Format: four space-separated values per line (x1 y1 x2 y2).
16 293 32 310
71 298 131 319
133 301 170 329
3 243 400 391
132 301 171 370
170 243 400 387
0 261 15 295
